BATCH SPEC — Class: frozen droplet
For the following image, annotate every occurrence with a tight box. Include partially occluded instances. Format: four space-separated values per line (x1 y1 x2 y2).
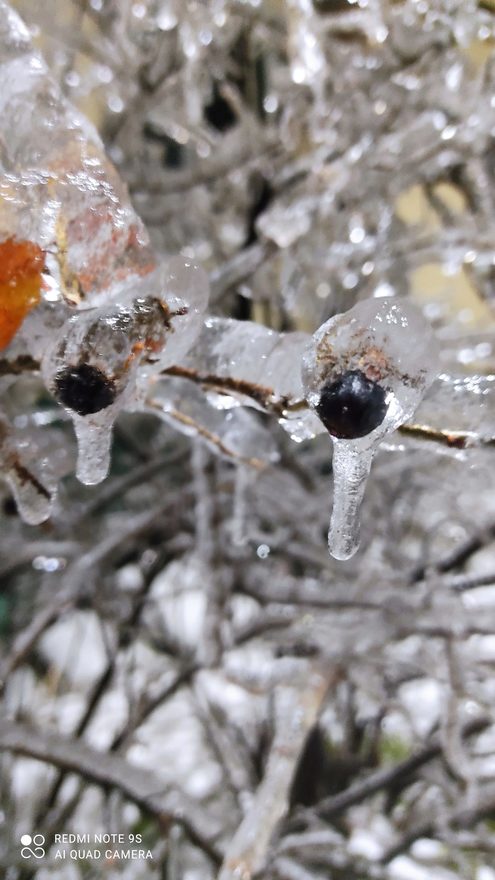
303 297 439 560
43 257 209 401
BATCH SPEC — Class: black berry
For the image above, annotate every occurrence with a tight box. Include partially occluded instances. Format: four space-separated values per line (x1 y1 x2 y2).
315 369 388 439
54 363 116 416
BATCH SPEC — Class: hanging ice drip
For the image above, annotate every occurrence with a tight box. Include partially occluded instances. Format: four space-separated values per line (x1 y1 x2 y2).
302 297 439 561
42 258 209 485
0 416 53 524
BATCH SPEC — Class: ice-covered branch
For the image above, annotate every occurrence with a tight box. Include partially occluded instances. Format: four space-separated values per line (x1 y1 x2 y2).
218 663 333 880
0 719 222 863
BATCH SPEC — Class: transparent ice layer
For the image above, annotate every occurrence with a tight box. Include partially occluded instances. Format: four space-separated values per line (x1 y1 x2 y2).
0 4 210 492
0 0 491 556
145 376 279 468
178 317 321 440
0 1 154 313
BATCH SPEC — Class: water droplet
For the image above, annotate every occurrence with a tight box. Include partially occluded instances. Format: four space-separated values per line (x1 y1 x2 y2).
33 556 64 572
108 94 124 114
64 70 80 89
132 3 147 19
156 7 178 30
97 65 113 84
441 124 457 141
343 272 359 290
374 282 395 298
349 226 366 244
263 95 279 114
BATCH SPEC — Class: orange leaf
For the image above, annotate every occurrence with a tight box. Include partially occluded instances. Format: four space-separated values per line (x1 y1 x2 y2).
0 238 44 350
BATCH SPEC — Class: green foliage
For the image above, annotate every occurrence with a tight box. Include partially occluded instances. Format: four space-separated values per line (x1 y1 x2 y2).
378 734 410 765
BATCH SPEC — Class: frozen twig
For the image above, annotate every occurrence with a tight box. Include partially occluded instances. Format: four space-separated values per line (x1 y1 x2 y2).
0 719 223 864
291 715 490 827
0 588 76 694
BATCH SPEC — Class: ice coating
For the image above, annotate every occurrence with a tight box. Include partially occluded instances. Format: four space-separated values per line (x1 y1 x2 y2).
134 258 210 378
177 317 322 440
302 297 439 560
145 375 279 468
0 1 154 316
181 317 308 401
0 2 212 498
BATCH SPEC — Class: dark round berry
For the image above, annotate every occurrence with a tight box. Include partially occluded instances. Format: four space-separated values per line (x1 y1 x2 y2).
54 363 116 416
315 369 388 439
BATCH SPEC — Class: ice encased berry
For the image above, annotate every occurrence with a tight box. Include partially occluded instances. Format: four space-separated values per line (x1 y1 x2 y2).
302 296 439 560
316 369 388 439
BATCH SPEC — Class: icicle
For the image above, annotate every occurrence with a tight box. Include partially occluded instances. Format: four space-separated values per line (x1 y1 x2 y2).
303 297 439 560
328 437 376 561
0 418 53 523
4 464 52 525
230 465 250 546
73 411 114 485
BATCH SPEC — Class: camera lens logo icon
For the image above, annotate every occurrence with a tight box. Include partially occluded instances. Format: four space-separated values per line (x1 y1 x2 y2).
20 834 45 859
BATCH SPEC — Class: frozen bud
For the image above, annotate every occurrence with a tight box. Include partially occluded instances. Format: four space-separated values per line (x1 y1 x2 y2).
302 297 439 560
135 256 210 374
